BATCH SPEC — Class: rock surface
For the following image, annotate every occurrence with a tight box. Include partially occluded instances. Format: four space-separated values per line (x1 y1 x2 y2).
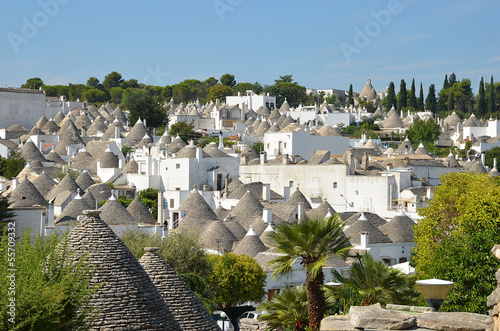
320 315 357 330
416 312 493 331
350 307 416 330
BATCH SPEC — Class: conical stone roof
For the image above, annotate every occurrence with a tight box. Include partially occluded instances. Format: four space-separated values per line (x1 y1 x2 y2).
29 126 43 136
127 195 156 225
178 189 218 230
75 171 95 191
61 211 181 330
127 119 151 142
35 114 48 129
99 194 135 225
230 190 264 230
22 140 46 163
139 247 220 331
10 176 48 208
99 148 119 168
55 125 84 155
68 148 96 173
200 220 238 253
345 212 386 227
382 113 404 129
122 157 139 174
47 174 81 201
414 143 429 156
82 190 97 210
319 125 342 136
86 183 112 204
287 188 312 210
53 110 65 126
55 191 91 225
255 120 271 137
42 118 59 135
224 220 247 241
203 142 230 158
75 113 92 130
32 171 56 199
86 116 108 136
306 200 336 219
45 149 66 165
344 214 391 245
379 210 415 243
278 100 290 113
259 224 275 247
233 226 268 257
240 145 259 160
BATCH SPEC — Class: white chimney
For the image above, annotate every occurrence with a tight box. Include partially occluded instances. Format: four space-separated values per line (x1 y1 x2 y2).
481 152 486 166
260 151 267 164
114 125 120 139
494 158 498 169
297 203 305 222
47 203 55 228
283 186 290 201
262 183 271 202
262 209 272 224
40 212 46 236
157 191 164 225
360 232 369 249
12 177 19 190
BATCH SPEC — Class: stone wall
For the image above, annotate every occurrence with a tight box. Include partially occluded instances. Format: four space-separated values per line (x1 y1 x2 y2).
487 245 500 331
239 318 268 331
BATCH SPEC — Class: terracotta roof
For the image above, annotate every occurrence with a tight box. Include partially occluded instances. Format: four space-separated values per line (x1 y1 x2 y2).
139 248 219 330
61 211 180 330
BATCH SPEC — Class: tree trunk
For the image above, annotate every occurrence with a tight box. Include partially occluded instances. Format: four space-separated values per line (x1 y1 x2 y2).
306 269 325 331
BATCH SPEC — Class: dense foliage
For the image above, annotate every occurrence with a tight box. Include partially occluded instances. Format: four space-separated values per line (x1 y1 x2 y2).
259 286 309 331
332 253 419 307
405 118 441 147
0 230 97 330
413 172 500 313
0 150 25 180
207 252 266 308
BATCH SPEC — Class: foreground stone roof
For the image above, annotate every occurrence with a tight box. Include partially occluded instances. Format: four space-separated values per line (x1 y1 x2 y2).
61 211 181 330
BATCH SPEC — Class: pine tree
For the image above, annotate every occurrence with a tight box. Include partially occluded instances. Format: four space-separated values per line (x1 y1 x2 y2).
443 74 449 89
418 83 424 111
386 82 397 111
409 78 417 110
397 79 407 111
488 75 495 113
478 77 486 117
425 84 437 114
347 84 353 107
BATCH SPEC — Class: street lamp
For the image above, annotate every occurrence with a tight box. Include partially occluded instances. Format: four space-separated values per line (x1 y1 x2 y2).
416 279 454 311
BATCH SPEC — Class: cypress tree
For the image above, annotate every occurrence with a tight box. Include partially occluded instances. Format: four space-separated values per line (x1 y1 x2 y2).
449 72 457 86
477 77 486 117
448 91 455 112
425 84 437 114
347 84 353 107
397 79 407 111
488 75 495 113
386 82 397 111
443 74 449 89
418 83 424 111
409 78 417 109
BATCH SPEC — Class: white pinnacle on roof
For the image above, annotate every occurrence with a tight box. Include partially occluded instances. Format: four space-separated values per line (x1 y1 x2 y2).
109 190 116 200
246 225 258 236
75 188 82 199
359 211 368 221
105 146 112 153
397 209 407 217
264 224 275 232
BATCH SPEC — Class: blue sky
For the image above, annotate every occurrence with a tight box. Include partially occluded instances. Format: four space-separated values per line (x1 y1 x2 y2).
1 0 499 94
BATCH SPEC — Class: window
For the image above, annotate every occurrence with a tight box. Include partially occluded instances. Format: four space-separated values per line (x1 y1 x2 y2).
267 143 270 149
284 142 287 148
399 257 408 263
333 182 337 189
176 164 180 169
169 199 174 208
289 180 294 187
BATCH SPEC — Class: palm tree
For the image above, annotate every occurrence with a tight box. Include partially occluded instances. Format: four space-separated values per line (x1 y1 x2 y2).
269 215 351 331
258 286 309 331
332 252 416 306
